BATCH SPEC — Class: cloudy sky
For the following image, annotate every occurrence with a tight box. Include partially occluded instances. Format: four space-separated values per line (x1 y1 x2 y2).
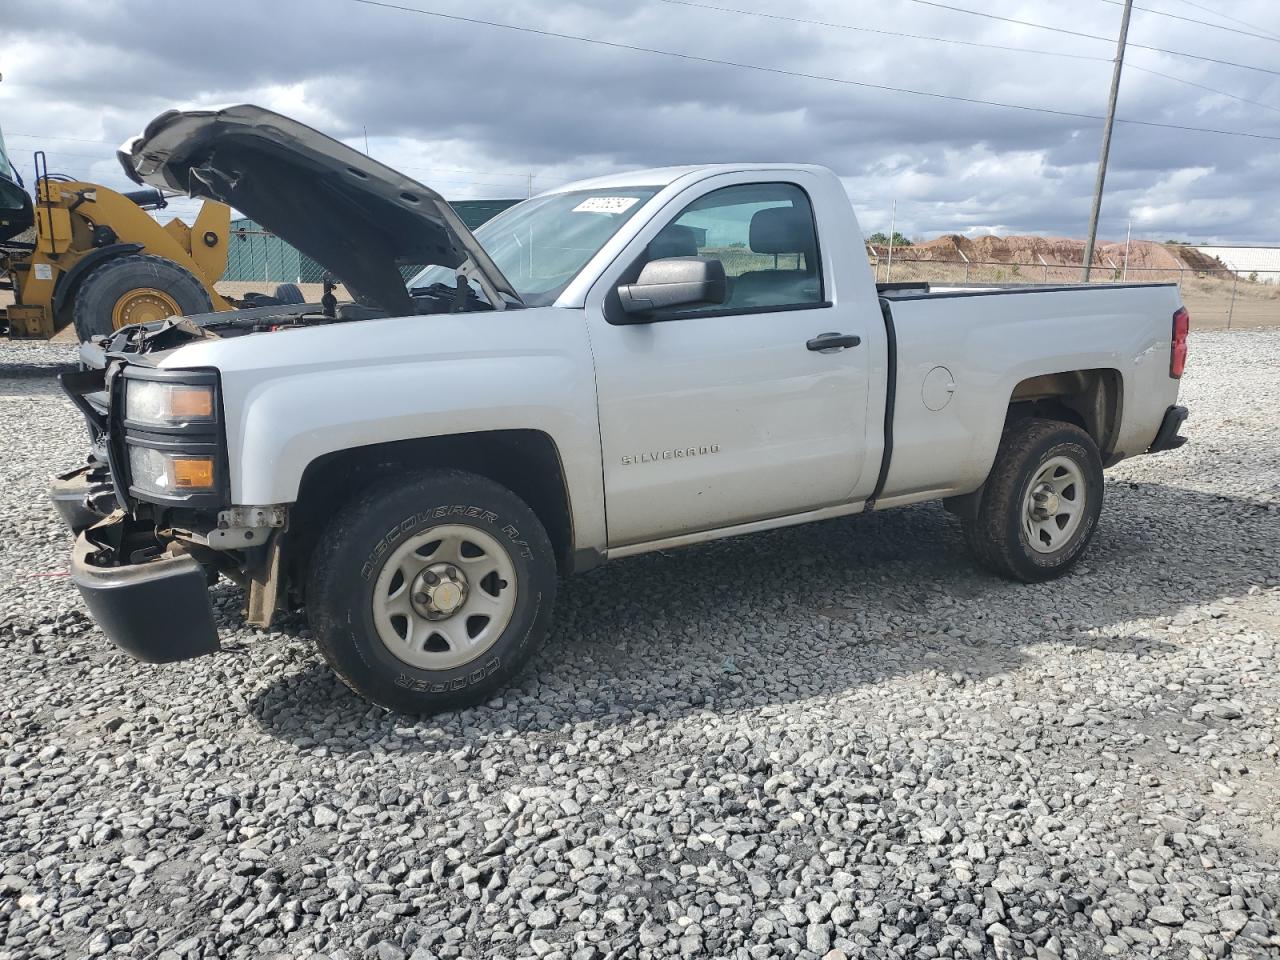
3 0 1278 243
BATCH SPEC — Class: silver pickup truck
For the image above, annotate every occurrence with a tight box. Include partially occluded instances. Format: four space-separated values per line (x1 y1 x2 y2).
53 105 1190 714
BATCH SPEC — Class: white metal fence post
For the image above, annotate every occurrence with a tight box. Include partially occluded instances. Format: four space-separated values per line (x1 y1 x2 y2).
1122 219 1131 281
885 200 897 283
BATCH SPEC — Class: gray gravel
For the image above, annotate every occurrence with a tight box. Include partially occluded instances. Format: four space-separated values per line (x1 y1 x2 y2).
1 330 1278 960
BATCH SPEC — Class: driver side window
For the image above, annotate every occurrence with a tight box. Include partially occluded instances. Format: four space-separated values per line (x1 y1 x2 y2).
647 182 823 314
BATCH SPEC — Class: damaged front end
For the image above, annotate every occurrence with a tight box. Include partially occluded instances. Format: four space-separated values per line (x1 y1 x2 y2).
54 358 283 664
70 513 222 664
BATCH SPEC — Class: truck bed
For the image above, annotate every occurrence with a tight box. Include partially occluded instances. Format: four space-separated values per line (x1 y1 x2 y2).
873 280 1183 508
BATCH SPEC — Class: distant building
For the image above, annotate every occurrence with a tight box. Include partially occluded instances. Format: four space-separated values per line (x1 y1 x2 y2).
222 199 521 283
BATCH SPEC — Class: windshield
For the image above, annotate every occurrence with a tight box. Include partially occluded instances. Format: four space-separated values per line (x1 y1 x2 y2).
410 187 660 306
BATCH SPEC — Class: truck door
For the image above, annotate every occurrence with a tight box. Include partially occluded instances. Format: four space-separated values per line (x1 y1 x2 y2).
587 176 872 548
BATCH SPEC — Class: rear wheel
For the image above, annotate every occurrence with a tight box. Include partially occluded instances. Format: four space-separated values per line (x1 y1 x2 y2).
962 418 1103 582
72 254 213 341
306 470 557 714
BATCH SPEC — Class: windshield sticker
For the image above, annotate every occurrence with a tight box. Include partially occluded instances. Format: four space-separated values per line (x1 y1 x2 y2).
573 196 640 215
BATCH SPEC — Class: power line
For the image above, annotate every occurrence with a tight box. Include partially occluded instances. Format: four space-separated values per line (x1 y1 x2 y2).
27 162 528 194
661 0 1113 63
894 0 1280 76
8 131 546 188
10 146 534 193
1094 0 1280 43
1165 0 1280 40
15 147 117 162
394 161 547 183
5 131 119 144
1128 64 1280 114
341 0 1280 141
667 0 1280 115
892 0 1122 44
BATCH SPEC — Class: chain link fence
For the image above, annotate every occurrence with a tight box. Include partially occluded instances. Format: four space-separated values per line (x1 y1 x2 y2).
224 225 329 284
869 249 1279 330
221 201 520 286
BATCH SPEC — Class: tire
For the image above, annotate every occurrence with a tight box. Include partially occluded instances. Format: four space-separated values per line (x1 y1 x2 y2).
962 418 1104 583
306 469 557 714
272 282 305 304
72 254 213 341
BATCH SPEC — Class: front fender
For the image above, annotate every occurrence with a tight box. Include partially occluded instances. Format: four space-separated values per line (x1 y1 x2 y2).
232 354 596 503
165 308 607 555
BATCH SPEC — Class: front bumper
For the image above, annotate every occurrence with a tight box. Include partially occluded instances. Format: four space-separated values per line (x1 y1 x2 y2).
1148 404 1189 454
69 524 221 664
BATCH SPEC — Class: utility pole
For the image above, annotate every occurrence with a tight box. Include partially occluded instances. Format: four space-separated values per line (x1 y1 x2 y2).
1082 0 1133 283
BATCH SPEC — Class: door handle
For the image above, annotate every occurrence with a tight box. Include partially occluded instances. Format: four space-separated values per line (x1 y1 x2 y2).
806 332 861 352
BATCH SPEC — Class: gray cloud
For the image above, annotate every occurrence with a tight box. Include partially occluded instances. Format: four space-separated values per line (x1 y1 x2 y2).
2 0 1277 241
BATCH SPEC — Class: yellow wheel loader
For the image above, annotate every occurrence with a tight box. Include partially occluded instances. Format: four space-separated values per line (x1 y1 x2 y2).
0 144 235 342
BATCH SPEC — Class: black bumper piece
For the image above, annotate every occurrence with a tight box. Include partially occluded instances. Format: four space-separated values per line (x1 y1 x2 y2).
70 531 221 664
49 466 112 533
1148 404 1189 454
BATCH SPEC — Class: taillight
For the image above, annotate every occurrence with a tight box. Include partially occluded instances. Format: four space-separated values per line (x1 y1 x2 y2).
1171 306 1189 378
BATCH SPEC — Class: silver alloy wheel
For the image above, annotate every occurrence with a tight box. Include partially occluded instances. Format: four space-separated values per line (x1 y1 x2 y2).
1022 455 1086 554
371 524 518 670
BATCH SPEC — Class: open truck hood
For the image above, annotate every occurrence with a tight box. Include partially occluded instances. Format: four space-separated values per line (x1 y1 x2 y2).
116 104 519 314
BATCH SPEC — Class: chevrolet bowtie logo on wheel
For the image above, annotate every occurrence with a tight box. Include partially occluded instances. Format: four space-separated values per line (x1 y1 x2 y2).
621 444 721 466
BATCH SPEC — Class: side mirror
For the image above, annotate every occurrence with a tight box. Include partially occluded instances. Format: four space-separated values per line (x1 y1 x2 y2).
617 257 727 317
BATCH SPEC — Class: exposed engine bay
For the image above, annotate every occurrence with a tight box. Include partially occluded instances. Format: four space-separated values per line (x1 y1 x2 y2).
95 275 499 355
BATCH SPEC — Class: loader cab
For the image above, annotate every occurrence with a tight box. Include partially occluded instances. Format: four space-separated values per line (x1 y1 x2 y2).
0 123 35 243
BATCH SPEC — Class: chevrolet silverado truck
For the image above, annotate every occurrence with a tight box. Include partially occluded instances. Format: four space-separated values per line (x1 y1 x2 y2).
52 105 1190 714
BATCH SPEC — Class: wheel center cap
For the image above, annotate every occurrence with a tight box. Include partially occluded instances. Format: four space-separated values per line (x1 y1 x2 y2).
433 581 462 611
411 563 469 620
1032 485 1060 519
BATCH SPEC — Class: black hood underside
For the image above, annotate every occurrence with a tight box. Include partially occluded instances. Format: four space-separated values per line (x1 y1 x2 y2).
191 137 436 315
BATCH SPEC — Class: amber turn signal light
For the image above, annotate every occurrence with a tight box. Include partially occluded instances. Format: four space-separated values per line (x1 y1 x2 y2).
172 456 216 489
170 385 215 419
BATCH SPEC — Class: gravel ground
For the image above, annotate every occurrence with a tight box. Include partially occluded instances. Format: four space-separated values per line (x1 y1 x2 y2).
1 331 1278 960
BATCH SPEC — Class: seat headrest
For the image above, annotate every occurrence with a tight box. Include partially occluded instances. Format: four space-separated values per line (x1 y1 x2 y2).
749 206 813 255
648 223 699 260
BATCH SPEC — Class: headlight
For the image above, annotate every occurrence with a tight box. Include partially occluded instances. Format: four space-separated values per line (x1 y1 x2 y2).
118 370 224 505
128 447 217 497
126 380 215 426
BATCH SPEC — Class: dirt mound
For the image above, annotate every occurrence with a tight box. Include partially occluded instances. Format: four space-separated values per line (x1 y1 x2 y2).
870 234 1233 276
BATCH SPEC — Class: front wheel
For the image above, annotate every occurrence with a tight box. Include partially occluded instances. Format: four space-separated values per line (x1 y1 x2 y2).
306 470 557 714
962 418 1104 582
